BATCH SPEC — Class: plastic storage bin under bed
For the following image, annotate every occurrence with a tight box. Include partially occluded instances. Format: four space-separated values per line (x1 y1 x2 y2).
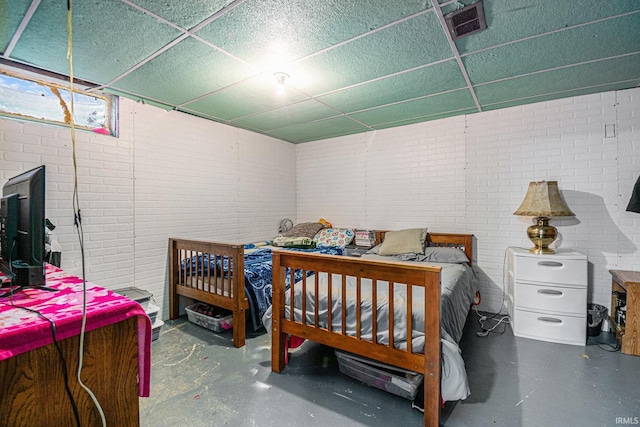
185 303 233 333
335 350 424 400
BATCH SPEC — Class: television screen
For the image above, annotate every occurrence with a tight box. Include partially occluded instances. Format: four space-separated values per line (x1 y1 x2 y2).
0 165 46 288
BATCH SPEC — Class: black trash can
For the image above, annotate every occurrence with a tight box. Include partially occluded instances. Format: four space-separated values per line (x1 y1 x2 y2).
587 303 607 337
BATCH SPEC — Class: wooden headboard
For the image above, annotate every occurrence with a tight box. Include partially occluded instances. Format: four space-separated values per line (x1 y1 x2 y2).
374 230 474 266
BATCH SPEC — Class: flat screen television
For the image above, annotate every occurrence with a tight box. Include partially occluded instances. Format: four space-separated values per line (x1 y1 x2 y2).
0 165 46 289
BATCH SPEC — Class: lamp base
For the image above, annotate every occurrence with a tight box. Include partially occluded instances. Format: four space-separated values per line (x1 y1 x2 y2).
527 217 557 254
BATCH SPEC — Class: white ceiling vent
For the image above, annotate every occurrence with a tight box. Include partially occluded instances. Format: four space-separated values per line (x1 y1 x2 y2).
445 1 487 40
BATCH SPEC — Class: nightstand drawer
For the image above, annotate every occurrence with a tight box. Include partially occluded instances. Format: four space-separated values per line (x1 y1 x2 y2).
513 309 586 346
514 282 586 315
514 254 586 286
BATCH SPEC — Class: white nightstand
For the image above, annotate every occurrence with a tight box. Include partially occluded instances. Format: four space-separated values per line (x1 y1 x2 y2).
507 247 587 346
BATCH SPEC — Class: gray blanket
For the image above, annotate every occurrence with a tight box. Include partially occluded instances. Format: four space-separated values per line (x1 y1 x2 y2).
263 254 479 401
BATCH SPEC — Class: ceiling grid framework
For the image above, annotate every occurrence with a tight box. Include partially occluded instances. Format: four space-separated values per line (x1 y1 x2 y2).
0 0 639 143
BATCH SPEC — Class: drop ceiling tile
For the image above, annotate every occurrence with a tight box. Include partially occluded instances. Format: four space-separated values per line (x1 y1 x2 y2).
182 73 309 120
317 59 466 113
475 53 640 106
282 12 453 96
0 0 32 53
481 80 640 112
268 116 370 143
195 0 432 69
10 1 182 85
129 0 232 30
371 107 478 130
112 37 254 106
438 0 476 16
2 0 638 143
464 12 640 84
232 99 340 131
455 0 640 55
350 89 477 126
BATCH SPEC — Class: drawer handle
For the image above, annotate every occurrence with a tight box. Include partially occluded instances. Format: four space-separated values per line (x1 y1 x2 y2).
537 261 564 268
538 289 563 297
537 317 562 324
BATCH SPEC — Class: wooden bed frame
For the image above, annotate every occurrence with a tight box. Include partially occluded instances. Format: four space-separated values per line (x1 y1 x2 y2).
169 238 248 347
270 232 473 427
168 232 473 352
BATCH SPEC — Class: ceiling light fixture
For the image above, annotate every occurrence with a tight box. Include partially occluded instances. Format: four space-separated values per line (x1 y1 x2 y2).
273 72 289 95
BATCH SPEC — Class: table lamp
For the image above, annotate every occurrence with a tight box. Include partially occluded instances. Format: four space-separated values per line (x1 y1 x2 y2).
514 181 575 254
626 175 640 214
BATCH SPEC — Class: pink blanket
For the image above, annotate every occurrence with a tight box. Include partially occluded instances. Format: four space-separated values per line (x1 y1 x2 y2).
0 264 152 397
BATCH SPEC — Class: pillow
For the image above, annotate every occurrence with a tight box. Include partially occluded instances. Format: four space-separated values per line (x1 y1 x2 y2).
423 247 470 264
279 222 324 239
313 228 354 248
378 228 427 256
366 244 381 255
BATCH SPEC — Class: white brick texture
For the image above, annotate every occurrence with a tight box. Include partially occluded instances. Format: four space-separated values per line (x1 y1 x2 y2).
2 88 639 322
0 98 296 319
297 88 640 316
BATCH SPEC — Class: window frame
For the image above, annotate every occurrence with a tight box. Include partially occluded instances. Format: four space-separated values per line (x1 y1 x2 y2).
0 66 117 136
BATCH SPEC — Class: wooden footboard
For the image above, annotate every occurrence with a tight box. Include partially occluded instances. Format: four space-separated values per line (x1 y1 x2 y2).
168 238 249 348
270 251 442 427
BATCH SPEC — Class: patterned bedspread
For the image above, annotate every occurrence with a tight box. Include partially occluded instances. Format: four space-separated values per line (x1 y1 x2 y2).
182 246 343 330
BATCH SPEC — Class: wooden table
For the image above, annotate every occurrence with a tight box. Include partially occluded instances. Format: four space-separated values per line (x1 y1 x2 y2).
0 264 152 426
609 269 640 356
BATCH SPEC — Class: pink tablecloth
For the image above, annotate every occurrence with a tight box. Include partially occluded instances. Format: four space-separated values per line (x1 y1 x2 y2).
0 264 152 397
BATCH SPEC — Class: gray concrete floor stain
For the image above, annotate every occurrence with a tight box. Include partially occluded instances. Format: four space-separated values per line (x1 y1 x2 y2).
141 313 640 426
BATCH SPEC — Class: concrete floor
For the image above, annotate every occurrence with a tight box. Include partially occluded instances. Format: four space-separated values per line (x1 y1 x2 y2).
140 313 640 426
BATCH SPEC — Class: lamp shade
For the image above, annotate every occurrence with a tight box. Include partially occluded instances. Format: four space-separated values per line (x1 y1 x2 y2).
514 181 575 217
627 176 640 214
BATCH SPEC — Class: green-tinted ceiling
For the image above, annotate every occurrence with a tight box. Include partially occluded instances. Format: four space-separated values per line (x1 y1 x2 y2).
112 37 255 106
475 54 640 106
350 89 476 127
269 116 370 143
131 0 233 30
195 0 432 68
464 12 640 84
232 98 339 131
1 0 639 143
10 0 182 84
454 0 640 55
284 12 453 96
316 59 465 113
0 0 33 52
181 73 309 120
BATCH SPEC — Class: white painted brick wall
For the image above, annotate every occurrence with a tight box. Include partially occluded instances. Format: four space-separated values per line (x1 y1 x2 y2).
296 133 368 227
297 87 640 319
0 118 135 284
3 88 639 326
238 132 296 242
0 98 296 320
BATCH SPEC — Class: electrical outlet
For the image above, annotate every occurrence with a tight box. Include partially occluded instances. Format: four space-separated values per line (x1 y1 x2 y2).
604 124 616 138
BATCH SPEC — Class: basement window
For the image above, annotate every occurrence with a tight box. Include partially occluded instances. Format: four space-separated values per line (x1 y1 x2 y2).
0 69 116 135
